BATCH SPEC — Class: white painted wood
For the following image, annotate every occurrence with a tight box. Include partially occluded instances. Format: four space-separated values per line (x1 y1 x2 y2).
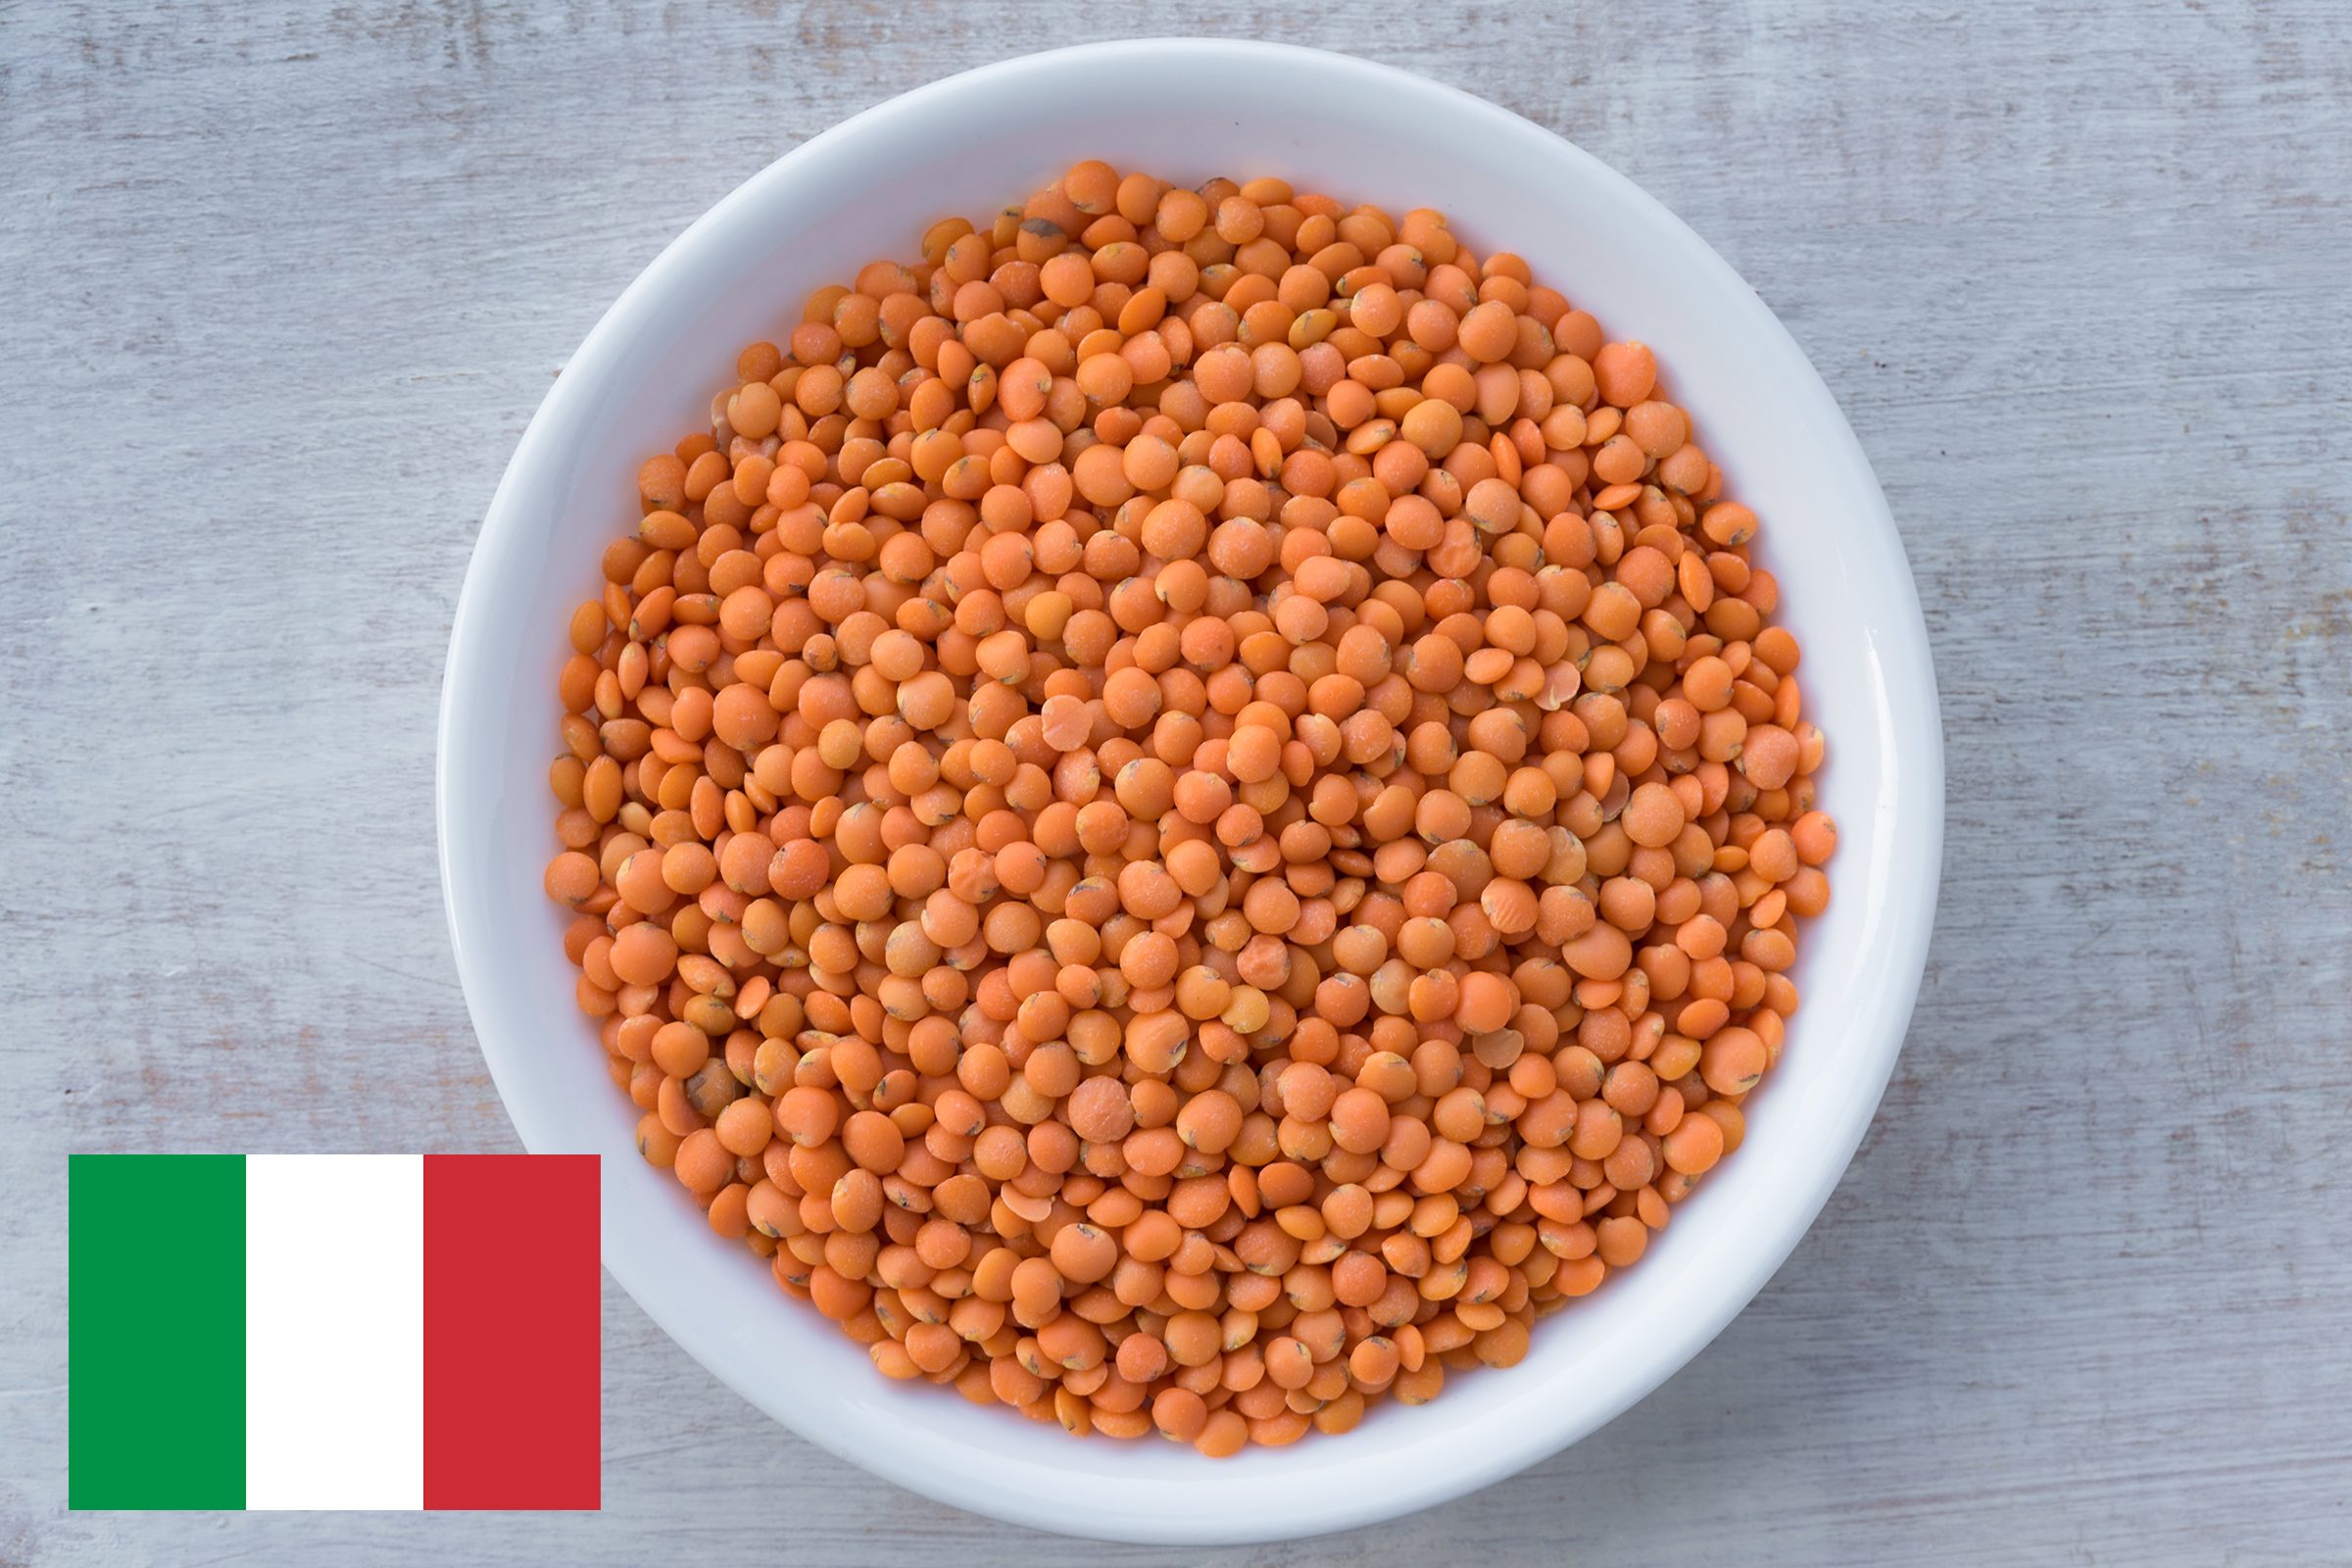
3 1 2346 1560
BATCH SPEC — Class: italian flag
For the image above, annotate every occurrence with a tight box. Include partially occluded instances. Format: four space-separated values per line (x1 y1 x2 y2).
70 1153 599 1510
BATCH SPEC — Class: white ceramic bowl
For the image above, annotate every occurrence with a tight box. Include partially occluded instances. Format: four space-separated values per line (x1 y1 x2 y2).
440 38 1942 1545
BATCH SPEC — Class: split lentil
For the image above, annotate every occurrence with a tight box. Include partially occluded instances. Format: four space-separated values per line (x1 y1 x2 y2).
549 161 1833 1456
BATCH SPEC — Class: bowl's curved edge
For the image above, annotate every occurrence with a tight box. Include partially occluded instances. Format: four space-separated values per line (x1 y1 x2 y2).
438 36 1945 1546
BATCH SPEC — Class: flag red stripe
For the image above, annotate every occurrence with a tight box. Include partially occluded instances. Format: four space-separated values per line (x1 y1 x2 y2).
421 1153 600 1510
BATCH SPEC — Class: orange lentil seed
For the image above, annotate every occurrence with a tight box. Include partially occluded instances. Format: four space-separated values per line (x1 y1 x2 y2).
546 160 1831 1457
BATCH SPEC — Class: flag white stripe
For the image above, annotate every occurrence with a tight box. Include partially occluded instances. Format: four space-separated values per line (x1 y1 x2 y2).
244 1154 425 1509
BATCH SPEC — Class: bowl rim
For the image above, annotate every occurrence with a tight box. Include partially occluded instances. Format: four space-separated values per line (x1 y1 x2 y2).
439 35 1943 1544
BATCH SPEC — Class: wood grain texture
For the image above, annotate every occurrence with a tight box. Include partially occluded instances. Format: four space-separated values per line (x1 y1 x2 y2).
4 1 2348 1561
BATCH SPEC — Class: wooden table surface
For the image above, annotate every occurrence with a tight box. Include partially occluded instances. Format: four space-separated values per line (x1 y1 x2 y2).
5 2 2348 1562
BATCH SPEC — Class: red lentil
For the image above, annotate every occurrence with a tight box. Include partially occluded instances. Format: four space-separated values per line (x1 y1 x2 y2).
547 161 1833 1456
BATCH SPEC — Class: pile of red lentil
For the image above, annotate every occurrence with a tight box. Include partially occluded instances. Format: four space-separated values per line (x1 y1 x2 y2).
544 160 1833 1456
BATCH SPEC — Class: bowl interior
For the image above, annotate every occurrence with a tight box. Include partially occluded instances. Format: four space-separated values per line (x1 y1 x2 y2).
440 39 1940 1545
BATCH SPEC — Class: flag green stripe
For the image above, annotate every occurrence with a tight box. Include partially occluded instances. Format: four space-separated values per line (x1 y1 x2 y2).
70 1154 247 1509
